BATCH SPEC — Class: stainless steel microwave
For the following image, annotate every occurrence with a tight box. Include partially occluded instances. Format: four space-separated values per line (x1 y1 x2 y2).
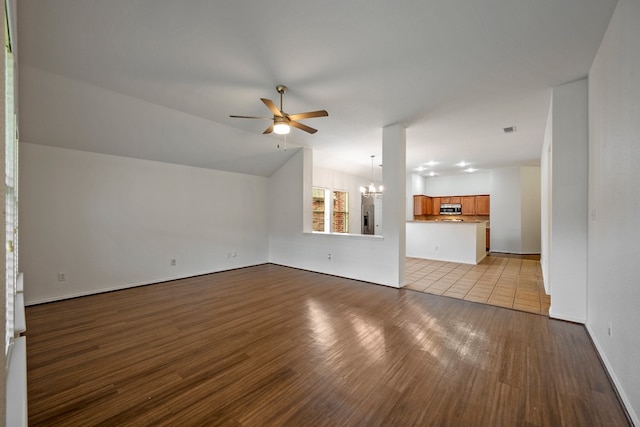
440 203 462 215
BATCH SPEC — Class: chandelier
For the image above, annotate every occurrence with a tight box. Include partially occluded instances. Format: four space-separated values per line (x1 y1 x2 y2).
360 155 383 198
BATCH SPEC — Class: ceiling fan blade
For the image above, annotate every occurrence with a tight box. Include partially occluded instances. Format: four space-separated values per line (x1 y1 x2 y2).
287 110 329 121
289 120 318 134
229 115 271 120
261 98 283 117
263 124 274 134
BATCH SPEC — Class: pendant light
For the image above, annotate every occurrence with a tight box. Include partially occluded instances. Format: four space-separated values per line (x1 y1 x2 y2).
360 155 383 198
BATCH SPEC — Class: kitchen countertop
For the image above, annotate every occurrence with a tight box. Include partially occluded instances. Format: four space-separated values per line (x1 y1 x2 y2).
408 219 489 225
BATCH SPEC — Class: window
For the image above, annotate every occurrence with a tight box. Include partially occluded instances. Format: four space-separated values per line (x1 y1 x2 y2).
5 35 17 356
312 187 328 232
313 188 349 233
332 190 349 233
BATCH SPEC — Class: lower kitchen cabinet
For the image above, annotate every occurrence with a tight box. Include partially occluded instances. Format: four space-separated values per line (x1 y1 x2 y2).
486 228 490 251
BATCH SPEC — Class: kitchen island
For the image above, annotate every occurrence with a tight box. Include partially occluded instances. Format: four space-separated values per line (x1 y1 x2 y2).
406 220 487 264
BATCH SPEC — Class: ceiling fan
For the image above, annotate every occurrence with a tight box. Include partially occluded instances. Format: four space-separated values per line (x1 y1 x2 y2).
230 85 328 135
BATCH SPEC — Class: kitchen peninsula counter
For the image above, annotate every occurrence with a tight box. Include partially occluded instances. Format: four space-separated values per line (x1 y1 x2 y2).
406 220 487 264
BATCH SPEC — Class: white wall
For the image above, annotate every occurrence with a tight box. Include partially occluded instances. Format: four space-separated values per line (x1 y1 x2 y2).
269 145 405 287
520 167 541 253
424 172 490 196
587 0 640 422
540 99 553 293
410 173 427 195
547 78 588 323
382 125 407 286
407 222 486 264
313 166 369 234
19 143 269 304
489 167 522 253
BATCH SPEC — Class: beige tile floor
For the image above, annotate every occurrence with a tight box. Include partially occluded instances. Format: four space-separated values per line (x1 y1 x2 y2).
405 254 550 316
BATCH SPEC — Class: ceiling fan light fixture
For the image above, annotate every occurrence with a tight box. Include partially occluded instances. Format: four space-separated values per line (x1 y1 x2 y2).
273 123 290 134
230 85 327 135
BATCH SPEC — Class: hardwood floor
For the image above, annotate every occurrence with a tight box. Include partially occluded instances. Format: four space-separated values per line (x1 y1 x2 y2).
25 264 629 426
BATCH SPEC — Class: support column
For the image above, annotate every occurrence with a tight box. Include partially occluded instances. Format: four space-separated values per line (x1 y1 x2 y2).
382 124 406 287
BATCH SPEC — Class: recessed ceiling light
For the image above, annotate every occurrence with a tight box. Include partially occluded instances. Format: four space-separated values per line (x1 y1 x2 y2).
415 166 425 172
456 161 468 167
464 168 477 173
425 161 438 166
429 171 436 177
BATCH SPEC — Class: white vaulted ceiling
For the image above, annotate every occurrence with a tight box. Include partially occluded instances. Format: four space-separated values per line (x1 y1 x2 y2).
16 1 617 178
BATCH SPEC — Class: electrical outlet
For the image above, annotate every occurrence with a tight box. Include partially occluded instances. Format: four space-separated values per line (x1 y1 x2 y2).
57 273 66 281
171 259 177 266
327 253 332 260
232 251 237 258
434 243 439 251
607 321 613 338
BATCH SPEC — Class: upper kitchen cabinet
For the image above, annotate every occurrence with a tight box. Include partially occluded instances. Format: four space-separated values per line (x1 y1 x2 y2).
423 196 432 215
413 195 423 215
414 194 490 217
413 195 432 215
432 197 441 214
461 196 476 215
476 195 490 215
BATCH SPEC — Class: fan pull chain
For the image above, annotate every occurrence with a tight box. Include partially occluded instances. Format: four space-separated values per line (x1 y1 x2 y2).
277 134 287 151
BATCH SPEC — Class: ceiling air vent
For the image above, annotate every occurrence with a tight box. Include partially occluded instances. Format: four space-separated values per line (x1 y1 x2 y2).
503 126 517 133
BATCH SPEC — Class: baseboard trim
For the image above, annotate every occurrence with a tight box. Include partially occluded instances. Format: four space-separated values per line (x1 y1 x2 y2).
548 307 585 324
24 264 267 306
488 251 541 255
585 324 638 426
268 262 403 289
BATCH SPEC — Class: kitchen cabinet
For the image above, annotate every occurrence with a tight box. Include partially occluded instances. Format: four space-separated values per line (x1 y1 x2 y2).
423 196 432 215
486 228 490 251
413 195 421 216
423 194 490 216
476 195 490 215
461 196 476 215
413 195 432 215
432 197 441 214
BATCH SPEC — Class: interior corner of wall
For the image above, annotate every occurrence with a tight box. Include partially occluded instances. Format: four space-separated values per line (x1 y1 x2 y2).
302 148 313 233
